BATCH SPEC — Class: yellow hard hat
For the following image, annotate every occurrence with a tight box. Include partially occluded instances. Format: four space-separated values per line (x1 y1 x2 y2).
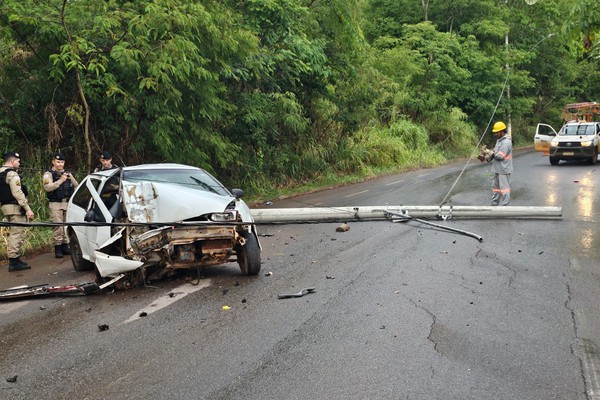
492 121 507 133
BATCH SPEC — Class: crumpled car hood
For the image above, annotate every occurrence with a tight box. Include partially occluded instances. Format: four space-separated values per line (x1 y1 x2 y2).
122 181 237 223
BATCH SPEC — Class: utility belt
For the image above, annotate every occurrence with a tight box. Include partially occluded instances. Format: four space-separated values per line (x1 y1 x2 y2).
48 198 69 203
1 203 26 216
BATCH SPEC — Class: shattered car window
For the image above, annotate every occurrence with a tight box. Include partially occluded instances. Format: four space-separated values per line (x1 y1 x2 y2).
122 168 230 196
71 178 101 209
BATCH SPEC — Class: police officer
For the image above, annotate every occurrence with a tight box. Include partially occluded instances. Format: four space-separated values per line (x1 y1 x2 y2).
93 151 118 172
0 152 34 271
43 152 78 258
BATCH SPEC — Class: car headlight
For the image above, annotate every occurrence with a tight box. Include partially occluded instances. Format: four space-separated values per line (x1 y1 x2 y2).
550 140 558 148
210 211 238 222
580 140 593 147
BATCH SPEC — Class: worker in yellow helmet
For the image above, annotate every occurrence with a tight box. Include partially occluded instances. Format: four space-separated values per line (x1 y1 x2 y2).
479 121 513 206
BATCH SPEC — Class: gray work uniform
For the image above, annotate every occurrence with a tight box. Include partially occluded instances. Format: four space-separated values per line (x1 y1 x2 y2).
490 135 513 206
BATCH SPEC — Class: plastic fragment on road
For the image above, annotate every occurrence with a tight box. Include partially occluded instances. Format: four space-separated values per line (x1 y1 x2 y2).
222 305 231 310
278 287 316 299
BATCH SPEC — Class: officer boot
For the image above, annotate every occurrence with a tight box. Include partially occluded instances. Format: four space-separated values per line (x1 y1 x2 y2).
54 245 64 258
15 257 30 268
61 243 71 256
9 258 31 272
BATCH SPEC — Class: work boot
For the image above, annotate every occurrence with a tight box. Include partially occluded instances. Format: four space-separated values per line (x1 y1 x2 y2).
54 245 63 258
61 243 71 256
8 258 31 272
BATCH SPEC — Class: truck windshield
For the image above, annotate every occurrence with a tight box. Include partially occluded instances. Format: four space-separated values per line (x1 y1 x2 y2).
559 124 596 136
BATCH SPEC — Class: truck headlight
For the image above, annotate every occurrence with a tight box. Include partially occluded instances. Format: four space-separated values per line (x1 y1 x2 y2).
580 140 593 147
550 140 558 148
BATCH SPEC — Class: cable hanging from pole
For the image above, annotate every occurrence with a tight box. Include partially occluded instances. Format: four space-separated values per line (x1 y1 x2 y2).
439 68 511 207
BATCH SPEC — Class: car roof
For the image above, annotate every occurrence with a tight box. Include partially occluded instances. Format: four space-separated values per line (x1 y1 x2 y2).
564 121 597 125
122 163 201 171
91 163 203 176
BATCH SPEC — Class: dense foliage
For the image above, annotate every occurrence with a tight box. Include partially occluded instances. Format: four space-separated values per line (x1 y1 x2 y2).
0 0 598 196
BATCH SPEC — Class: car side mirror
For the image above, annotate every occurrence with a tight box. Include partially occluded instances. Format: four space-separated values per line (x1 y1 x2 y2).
231 188 244 199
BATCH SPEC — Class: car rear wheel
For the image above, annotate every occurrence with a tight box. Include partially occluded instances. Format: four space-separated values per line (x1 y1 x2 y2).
237 231 261 276
549 157 559 165
69 231 95 271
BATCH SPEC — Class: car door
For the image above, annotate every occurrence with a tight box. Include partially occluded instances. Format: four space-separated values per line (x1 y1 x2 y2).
534 123 557 153
67 176 103 260
85 173 122 252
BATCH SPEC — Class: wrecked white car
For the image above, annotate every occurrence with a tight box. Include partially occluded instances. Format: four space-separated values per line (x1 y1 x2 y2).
65 164 261 287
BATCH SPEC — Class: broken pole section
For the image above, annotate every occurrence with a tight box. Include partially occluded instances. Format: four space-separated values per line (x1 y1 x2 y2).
250 205 562 223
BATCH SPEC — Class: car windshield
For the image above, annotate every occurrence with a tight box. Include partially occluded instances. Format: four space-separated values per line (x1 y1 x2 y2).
123 168 230 196
559 124 596 136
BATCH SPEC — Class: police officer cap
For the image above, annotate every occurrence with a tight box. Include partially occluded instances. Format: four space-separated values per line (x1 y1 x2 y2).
3 152 20 161
53 152 66 161
100 151 112 160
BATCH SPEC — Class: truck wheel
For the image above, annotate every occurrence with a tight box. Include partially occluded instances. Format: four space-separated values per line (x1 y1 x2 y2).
69 231 95 271
591 149 598 165
237 232 261 276
549 157 559 165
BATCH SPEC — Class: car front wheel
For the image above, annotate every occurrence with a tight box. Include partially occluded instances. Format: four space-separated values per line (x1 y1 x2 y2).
69 231 95 271
237 231 261 276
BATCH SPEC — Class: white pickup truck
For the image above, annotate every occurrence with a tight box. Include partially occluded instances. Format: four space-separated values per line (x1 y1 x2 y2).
534 121 600 165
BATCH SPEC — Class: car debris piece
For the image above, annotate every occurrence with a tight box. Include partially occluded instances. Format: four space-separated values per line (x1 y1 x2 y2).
0 274 125 301
0 282 95 300
278 287 316 299
336 223 350 232
6 375 17 383
98 324 109 331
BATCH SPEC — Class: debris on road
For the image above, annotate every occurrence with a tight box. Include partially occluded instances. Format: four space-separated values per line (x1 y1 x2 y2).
278 287 316 299
0 274 125 301
386 210 483 242
336 223 350 232
98 324 109 331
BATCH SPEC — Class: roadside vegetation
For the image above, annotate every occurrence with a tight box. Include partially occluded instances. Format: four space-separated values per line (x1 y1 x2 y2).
0 0 599 257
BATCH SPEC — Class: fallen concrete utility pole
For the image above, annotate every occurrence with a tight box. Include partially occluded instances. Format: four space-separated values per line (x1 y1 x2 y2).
251 205 562 223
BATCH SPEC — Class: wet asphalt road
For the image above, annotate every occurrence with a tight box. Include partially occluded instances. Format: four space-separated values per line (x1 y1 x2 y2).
1 149 600 399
